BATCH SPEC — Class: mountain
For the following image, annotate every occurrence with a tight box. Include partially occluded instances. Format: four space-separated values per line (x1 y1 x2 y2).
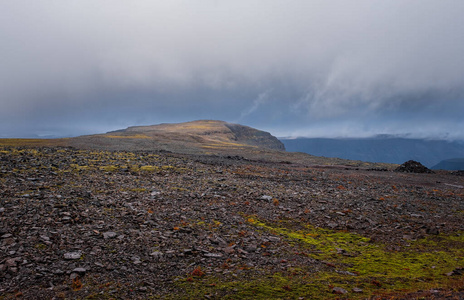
70 120 285 153
281 136 464 167
431 158 464 170
0 120 283 154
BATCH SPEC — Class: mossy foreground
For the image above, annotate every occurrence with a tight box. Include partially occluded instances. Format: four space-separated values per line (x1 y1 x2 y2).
177 219 464 299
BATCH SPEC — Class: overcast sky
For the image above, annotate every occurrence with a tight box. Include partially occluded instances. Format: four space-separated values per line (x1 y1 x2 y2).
1 1 463 139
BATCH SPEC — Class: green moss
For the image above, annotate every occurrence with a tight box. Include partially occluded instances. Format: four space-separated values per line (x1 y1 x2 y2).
35 243 47 250
250 219 464 297
176 219 464 299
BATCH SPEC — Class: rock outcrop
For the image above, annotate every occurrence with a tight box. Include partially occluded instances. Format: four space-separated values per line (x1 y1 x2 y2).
395 160 434 173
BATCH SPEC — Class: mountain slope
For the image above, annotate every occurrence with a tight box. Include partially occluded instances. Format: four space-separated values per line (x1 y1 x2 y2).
68 120 285 153
432 158 464 170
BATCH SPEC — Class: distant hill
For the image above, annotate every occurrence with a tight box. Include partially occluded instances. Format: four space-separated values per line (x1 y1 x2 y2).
431 158 464 170
281 136 464 168
70 120 285 153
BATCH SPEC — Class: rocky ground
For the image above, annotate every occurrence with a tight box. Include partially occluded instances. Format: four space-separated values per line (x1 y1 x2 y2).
1 147 464 299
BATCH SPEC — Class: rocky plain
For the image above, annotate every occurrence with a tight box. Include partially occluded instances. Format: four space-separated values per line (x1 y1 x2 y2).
0 121 463 299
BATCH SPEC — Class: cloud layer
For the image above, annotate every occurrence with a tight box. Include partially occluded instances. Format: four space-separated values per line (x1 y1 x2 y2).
1 1 463 139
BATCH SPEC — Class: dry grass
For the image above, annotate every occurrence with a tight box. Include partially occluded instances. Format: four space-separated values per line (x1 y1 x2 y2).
0 138 69 147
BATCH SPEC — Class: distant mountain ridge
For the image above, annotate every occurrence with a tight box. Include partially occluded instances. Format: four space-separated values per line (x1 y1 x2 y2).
281 136 464 168
431 158 464 170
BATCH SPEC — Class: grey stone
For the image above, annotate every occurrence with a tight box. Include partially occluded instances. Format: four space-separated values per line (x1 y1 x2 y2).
203 253 223 258
72 267 86 274
64 251 82 260
260 195 272 201
103 231 117 239
332 287 348 294
267 236 280 242
150 251 163 259
5 258 19 267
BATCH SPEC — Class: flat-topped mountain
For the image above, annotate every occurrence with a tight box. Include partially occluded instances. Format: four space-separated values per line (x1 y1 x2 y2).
70 120 285 153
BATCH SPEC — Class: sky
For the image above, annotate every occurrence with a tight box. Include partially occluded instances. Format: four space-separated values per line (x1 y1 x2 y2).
1 1 464 140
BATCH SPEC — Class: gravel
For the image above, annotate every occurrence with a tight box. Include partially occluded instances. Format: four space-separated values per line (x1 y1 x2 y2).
1 147 463 299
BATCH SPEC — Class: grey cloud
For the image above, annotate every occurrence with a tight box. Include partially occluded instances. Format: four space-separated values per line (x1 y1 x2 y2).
0 1 463 139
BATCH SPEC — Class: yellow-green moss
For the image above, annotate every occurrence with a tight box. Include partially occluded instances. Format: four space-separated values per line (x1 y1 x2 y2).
140 165 157 172
99 165 119 172
249 219 464 297
176 219 464 299
70 164 90 171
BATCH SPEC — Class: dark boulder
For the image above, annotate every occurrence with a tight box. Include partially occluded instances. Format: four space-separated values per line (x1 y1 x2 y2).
395 160 434 173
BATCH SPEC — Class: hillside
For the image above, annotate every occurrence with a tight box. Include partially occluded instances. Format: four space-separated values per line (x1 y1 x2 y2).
432 158 464 170
0 120 283 154
281 136 464 168
0 121 393 169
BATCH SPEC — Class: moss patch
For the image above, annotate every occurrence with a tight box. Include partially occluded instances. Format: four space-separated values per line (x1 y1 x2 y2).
176 219 464 299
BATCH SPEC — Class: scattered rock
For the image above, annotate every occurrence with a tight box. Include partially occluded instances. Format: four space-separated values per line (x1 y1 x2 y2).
203 253 223 258
332 287 348 294
1 146 463 299
260 195 273 201
72 267 87 275
5 258 19 267
446 268 464 276
150 251 163 260
64 251 82 260
103 232 117 239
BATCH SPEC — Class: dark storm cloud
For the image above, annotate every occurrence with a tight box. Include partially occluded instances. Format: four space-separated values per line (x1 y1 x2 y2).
1 1 463 139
